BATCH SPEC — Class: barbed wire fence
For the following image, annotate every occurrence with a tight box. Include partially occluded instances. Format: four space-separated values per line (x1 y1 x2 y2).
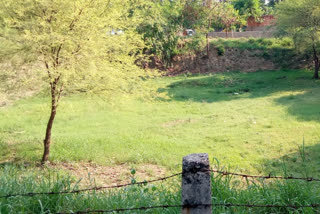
209 169 320 182
1 170 319 199
1 153 320 213
0 172 183 199
56 203 320 214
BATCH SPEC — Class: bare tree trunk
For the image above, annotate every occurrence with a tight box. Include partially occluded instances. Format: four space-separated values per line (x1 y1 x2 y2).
41 41 63 164
41 105 56 164
313 44 319 79
314 61 319 79
206 18 212 58
41 85 58 164
206 33 210 58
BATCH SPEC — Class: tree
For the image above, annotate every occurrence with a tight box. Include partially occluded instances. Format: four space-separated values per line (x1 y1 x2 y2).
182 0 234 57
0 0 149 164
276 0 320 79
180 0 218 58
198 0 221 58
215 3 244 38
232 0 263 19
137 0 184 67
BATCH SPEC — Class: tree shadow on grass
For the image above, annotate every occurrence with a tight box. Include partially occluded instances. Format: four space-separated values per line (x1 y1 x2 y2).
262 143 320 178
160 70 317 103
0 141 10 161
275 89 320 122
0 137 41 164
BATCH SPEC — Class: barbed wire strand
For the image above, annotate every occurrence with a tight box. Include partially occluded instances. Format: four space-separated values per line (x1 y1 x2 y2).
57 203 320 214
0 172 182 199
210 169 320 182
2 169 320 199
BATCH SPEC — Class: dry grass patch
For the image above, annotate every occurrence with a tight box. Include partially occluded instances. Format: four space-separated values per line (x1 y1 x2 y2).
49 162 167 187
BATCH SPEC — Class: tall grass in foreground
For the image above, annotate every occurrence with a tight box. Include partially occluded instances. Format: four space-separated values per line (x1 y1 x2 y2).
1 165 320 213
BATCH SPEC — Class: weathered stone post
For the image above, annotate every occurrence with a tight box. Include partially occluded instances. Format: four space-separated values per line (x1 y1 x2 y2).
181 153 212 214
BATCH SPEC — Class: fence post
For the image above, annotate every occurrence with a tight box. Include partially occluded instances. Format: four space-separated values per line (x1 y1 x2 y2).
181 153 212 214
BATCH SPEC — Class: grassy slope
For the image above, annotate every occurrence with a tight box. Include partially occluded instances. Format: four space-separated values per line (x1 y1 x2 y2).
209 37 294 50
209 38 304 69
1 69 320 177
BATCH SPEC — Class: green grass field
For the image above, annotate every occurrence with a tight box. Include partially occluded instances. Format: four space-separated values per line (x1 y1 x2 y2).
1 69 320 177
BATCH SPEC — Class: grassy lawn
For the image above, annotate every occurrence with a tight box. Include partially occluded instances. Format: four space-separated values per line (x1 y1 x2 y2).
1 69 320 177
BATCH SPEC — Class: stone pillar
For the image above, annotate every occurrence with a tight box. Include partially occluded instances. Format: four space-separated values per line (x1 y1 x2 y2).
181 153 212 214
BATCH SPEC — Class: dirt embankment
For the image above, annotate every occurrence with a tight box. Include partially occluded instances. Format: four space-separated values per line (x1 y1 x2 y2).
152 47 310 75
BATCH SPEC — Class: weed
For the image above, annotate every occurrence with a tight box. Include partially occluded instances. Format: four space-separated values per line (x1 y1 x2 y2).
216 45 225 56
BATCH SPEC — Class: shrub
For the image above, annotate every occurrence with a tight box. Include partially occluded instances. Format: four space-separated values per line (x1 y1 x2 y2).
280 38 293 47
178 35 206 55
248 37 256 44
260 39 273 46
217 45 225 56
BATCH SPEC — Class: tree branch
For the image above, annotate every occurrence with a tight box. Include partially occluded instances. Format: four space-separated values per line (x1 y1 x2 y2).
69 0 95 31
56 83 64 106
55 44 63 67
44 61 52 80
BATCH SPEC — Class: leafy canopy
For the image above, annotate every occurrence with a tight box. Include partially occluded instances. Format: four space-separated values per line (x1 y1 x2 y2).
232 0 263 18
0 0 150 95
137 0 184 66
276 0 320 54
276 0 320 78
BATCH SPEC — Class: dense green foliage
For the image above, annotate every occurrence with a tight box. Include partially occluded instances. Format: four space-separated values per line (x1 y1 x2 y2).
137 1 184 66
232 0 263 18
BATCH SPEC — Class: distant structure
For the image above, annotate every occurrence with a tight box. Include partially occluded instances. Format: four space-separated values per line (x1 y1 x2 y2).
247 15 276 31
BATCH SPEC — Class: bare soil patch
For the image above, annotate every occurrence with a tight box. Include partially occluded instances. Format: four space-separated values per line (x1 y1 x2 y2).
162 118 198 128
49 162 167 187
